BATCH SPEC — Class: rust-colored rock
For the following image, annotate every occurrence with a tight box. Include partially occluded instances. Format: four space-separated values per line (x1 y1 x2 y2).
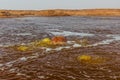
52 36 67 44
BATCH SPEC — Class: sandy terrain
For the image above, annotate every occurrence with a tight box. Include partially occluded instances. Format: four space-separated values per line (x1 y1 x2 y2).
0 9 120 18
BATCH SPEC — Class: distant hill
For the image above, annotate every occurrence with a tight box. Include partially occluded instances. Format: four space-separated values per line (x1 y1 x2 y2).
0 9 120 18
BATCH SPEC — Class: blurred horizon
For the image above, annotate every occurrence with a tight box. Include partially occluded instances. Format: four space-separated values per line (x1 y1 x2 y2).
0 0 120 10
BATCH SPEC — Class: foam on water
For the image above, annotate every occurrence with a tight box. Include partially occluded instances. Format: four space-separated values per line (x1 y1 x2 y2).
12 33 32 36
45 46 71 52
0 53 40 70
67 41 76 44
48 29 120 47
0 43 14 47
91 35 120 46
109 35 120 40
19 57 28 61
0 64 3 67
92 39 114 46
0 41 27 48
72 43 82 47
54 46 71 51
49 31 94 37
1 34 119 70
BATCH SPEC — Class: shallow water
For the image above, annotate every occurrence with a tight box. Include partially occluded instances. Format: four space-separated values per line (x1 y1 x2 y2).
0 16 120 80
0 16 120 45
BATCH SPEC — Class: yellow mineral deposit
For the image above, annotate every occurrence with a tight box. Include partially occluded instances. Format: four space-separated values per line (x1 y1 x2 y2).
77 55 106 64
17 45 29 51
77 55 92 61
41 38 52 44
16 36 67 51
90 57 106 64
37 38 52 47
30 38 52 47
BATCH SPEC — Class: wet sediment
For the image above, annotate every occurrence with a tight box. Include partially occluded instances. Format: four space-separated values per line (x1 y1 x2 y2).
0 17 120 80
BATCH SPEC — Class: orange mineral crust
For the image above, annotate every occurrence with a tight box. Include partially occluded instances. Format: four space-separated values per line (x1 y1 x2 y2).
52 36 67 44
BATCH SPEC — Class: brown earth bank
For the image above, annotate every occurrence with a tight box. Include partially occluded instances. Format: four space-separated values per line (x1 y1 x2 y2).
0 9 120 17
